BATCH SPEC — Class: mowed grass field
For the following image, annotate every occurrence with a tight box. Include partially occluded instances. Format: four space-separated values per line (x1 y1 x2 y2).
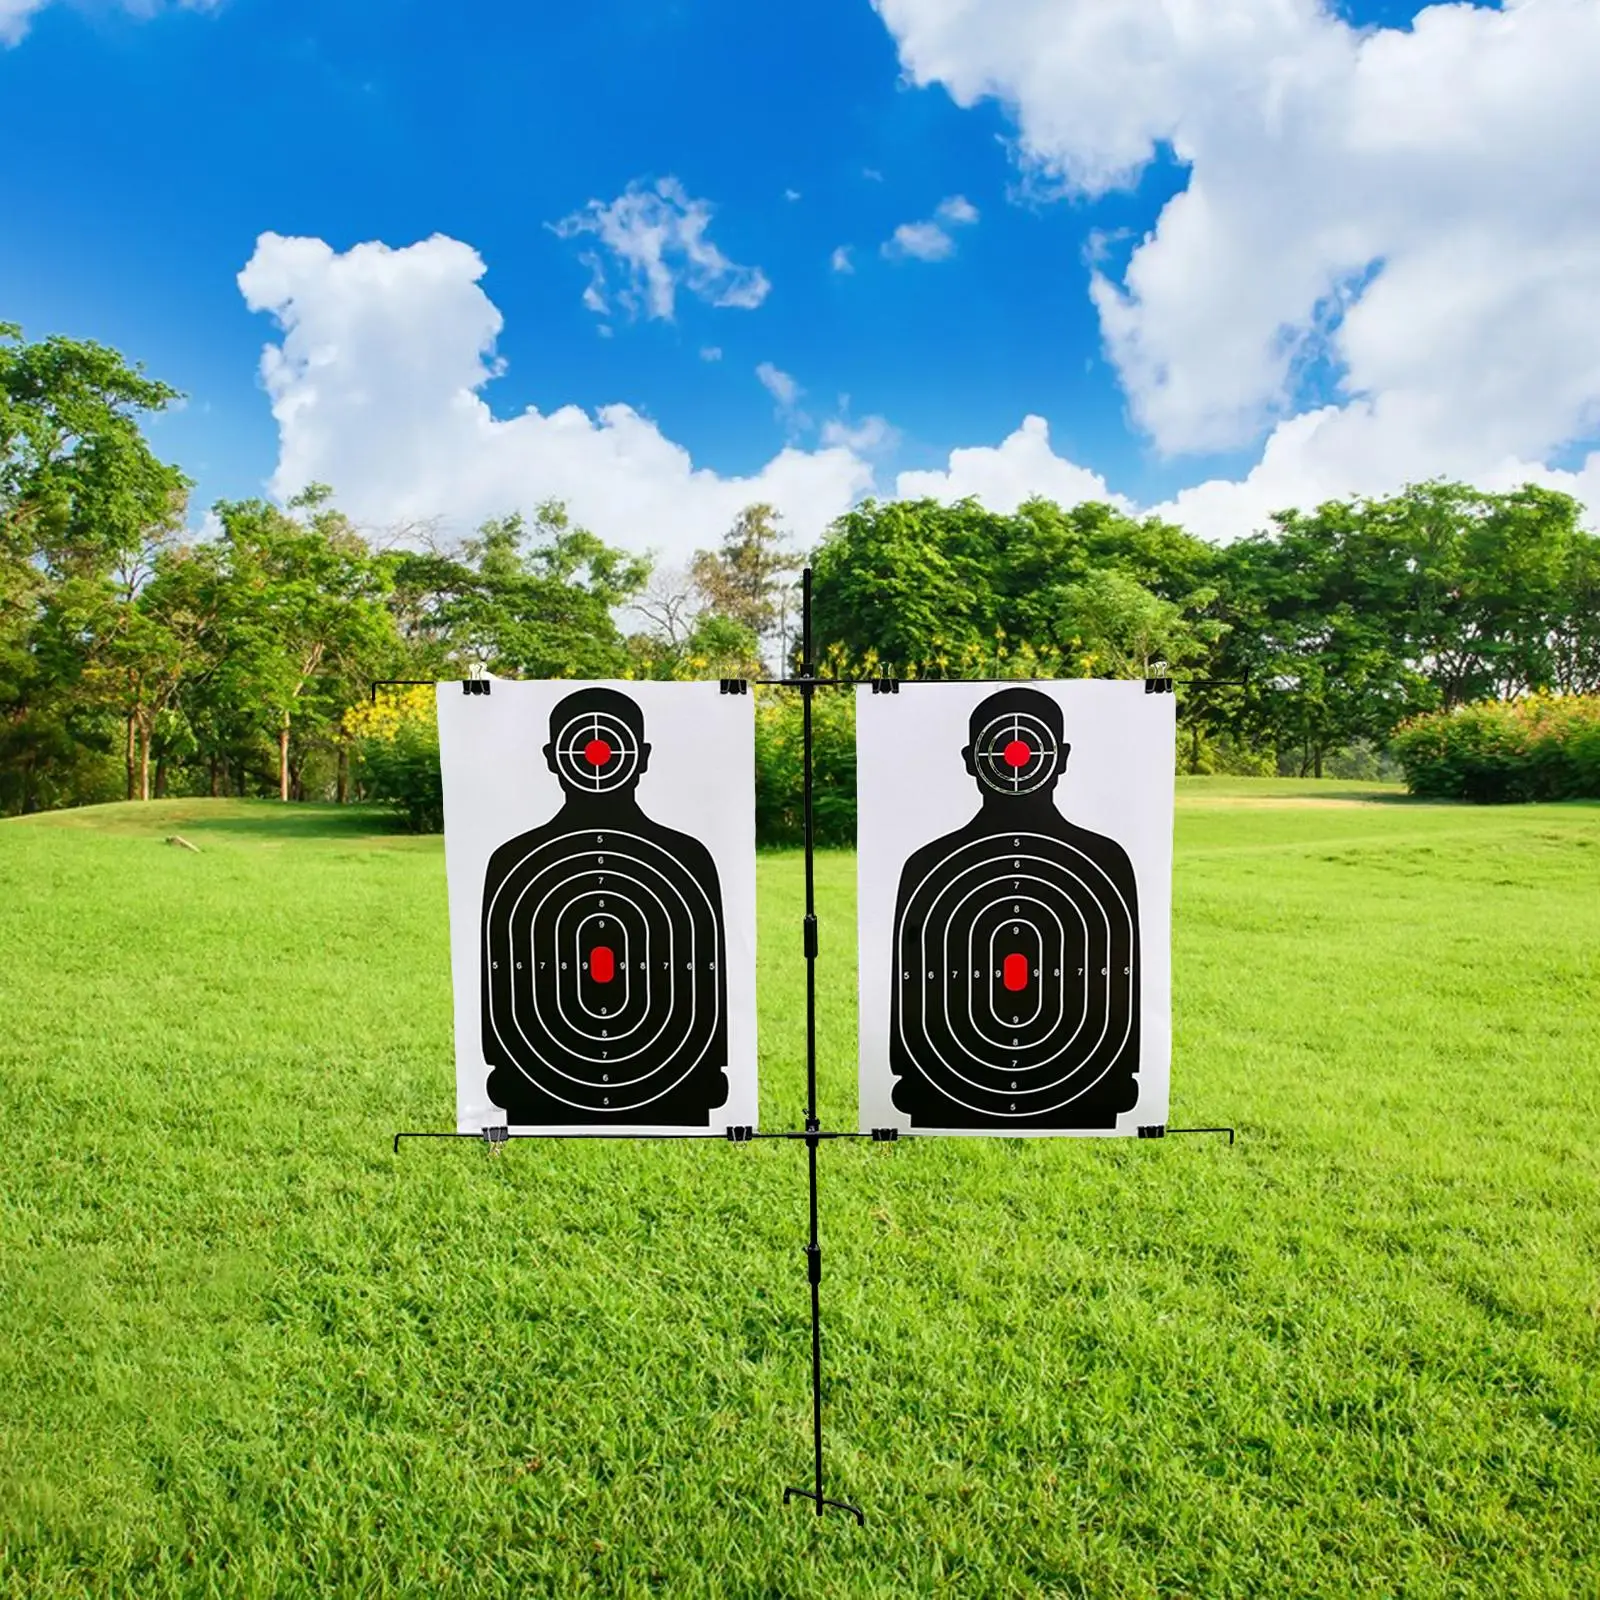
1 783 1597 1598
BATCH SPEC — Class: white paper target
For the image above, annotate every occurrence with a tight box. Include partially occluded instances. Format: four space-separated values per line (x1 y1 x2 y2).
438 680 757 1136
857 681 1174 1137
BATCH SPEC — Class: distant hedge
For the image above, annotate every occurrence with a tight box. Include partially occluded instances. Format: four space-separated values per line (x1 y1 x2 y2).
1390 695 1600 803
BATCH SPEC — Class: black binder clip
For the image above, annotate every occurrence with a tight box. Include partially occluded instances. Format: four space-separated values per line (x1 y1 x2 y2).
719 678 749 695
1137 1124 1166 1139
464 678 492 696
725 1124 755 1142
1143 677 1173 695
482 1124 510 1143
870 1127 900 1142
870 678 900 695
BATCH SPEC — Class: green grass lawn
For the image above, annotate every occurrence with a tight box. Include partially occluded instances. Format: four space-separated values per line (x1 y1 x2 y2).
1 784 1597 1597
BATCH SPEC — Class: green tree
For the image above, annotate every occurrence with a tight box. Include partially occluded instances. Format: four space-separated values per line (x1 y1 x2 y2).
811 494 1220 678
389 501 649 682
691 503 799 664
78 536 224 799
208 488 394 801
1057 569 1223 678
0 323 189 812
1207 480 1600 774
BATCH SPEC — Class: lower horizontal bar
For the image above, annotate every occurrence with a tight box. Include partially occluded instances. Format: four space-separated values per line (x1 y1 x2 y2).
391 1128 907 1153
393 1126 1235 1152
392 1129 729 1153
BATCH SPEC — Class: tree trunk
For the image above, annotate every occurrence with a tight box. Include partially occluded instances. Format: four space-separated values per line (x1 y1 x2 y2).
140 722 152 801
1189 722 1201 774
155 756 168 799
126 715 138 801
337 744 349 805
279 712 291 802
1313 745 1324 780
209 757 221 798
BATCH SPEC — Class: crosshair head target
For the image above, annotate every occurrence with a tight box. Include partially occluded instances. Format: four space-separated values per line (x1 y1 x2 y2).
964 687 1069 797
545 687 651 796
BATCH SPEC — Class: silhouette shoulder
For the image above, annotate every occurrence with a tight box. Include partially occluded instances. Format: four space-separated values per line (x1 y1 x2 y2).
650 822 722 883
1061 820 1137 896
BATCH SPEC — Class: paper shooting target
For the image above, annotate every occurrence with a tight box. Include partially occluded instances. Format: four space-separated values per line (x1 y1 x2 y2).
857 681 1175 1137
437 680 758 1135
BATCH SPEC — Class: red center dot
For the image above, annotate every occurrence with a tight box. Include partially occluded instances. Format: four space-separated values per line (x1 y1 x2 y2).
583 738 612 767
1002 739 1031 769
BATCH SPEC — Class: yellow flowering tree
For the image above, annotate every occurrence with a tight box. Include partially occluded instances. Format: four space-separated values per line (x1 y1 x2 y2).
342 684 442 830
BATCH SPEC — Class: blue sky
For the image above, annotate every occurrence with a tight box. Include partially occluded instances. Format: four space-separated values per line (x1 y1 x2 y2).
2 0 1595 560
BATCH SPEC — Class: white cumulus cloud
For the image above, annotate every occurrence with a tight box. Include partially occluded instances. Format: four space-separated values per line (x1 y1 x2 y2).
2 0 219 46
891 410 1600 542
885 222 954 262
881 193 980 262
755 362 802 409
0 0 48 43
236 232 870 566
830 245 855 274
549 176 770 323
872 0 1600 531
822 413 901 455
894 416 1131 514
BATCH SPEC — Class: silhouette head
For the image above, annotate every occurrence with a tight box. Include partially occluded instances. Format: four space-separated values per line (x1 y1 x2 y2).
545 687 651 798
962 686 1069 801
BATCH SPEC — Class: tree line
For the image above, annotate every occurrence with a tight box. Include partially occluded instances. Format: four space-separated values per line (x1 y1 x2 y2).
4 321 1597 816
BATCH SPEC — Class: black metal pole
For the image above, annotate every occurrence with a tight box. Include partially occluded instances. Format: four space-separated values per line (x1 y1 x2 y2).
782 568 863 1526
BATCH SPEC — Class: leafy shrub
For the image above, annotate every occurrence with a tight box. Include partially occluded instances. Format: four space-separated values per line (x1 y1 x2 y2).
343 685 443 831
1390 694 1600 802
1180 728 1278 776
755 687 856 847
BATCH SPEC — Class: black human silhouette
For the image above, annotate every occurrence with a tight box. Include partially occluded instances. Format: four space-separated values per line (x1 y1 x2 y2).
481 687 729 1126
889 686 1141 1130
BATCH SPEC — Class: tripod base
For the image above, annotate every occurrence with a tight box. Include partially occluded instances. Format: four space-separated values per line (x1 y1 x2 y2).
784 1485 864 1525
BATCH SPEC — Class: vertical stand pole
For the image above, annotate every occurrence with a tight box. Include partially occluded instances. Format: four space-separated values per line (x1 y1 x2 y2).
782 569 864 1526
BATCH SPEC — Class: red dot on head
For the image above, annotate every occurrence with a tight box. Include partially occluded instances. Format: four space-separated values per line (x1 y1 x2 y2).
583 738 612 767
1003 739 1031 769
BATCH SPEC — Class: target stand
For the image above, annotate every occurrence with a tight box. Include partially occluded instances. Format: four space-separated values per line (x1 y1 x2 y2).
390 570 1233 1527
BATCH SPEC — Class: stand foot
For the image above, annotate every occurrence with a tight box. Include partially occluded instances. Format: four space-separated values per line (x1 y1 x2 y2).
783 1486 864 1524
